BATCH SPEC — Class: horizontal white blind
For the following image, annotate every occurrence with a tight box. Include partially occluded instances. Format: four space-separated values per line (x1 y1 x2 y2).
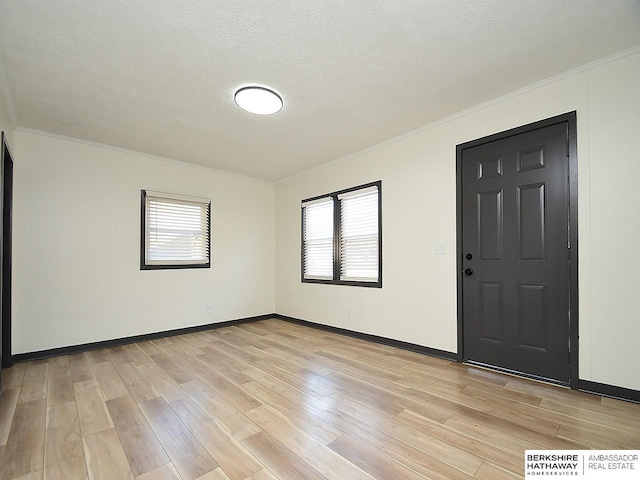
302 197 334 279
145 192 210 265
340 186 379 282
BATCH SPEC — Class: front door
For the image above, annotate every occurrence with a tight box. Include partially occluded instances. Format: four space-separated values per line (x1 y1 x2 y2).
458 114 576 384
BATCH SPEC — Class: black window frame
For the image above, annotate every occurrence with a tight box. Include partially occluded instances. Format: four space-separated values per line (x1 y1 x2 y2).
301 181 382 288
140 189 211 270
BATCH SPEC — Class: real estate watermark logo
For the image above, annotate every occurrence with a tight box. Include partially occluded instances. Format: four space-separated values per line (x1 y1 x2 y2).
525 450 639 479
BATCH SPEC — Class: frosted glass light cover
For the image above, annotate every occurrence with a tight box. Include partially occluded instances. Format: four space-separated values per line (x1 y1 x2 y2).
234 86 283 115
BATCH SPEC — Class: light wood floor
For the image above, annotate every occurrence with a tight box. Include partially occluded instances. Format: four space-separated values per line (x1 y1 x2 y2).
0 319 638 480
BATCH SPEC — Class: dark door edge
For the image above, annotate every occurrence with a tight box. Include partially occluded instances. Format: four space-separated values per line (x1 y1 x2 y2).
0 132 13 372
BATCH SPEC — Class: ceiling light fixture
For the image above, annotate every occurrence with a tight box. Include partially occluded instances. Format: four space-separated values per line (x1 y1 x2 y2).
234 86 283 115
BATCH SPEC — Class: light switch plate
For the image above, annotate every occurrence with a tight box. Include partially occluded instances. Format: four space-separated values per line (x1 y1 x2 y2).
435 242 446 255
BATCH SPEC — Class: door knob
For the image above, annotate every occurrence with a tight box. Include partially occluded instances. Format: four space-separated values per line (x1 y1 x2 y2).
464 268 473 276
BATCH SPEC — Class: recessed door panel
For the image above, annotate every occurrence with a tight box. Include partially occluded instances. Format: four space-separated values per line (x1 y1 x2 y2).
518 284 548 351
477 156 503 180
518 183 546 262
478 190 503 262
480 282 504 342
517 146 545 172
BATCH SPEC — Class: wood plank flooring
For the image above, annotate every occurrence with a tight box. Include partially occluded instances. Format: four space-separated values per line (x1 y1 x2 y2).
0 318 638 480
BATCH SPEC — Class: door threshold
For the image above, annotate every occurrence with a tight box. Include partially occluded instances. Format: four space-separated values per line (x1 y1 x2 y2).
464 360 570 388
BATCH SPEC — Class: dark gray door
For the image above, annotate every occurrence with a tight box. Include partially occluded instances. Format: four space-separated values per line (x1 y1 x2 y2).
460 121 571 383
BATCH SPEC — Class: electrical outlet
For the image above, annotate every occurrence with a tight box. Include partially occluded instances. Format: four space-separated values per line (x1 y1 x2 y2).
207 305 213 314
347 307 353 318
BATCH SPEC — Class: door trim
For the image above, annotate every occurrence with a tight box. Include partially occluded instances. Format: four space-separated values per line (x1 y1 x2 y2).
1 132 13 370
456 112 578 389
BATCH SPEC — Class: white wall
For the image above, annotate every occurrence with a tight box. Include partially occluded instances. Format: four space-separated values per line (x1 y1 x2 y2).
0 83 14 148
12 131 275 354
275 48 640 391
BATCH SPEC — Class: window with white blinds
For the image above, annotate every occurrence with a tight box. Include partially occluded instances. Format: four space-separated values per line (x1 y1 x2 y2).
339 186 379 282
302 198 334 280
141 190 211 269
301 181 381 287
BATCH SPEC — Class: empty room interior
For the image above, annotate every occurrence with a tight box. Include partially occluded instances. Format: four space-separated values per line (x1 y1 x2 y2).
0 1 639 479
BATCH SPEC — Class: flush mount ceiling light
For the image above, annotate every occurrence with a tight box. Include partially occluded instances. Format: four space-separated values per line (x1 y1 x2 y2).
234 86 283 115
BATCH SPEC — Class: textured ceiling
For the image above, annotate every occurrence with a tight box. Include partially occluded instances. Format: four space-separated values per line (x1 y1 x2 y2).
0 1 639 181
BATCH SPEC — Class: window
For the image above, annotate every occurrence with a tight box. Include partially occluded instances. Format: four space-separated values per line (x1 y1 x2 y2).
301 197 334 280
302 181 381 287
141 190 211 270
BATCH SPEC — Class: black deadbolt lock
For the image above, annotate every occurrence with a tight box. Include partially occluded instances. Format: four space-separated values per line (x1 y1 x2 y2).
466 253 473 260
